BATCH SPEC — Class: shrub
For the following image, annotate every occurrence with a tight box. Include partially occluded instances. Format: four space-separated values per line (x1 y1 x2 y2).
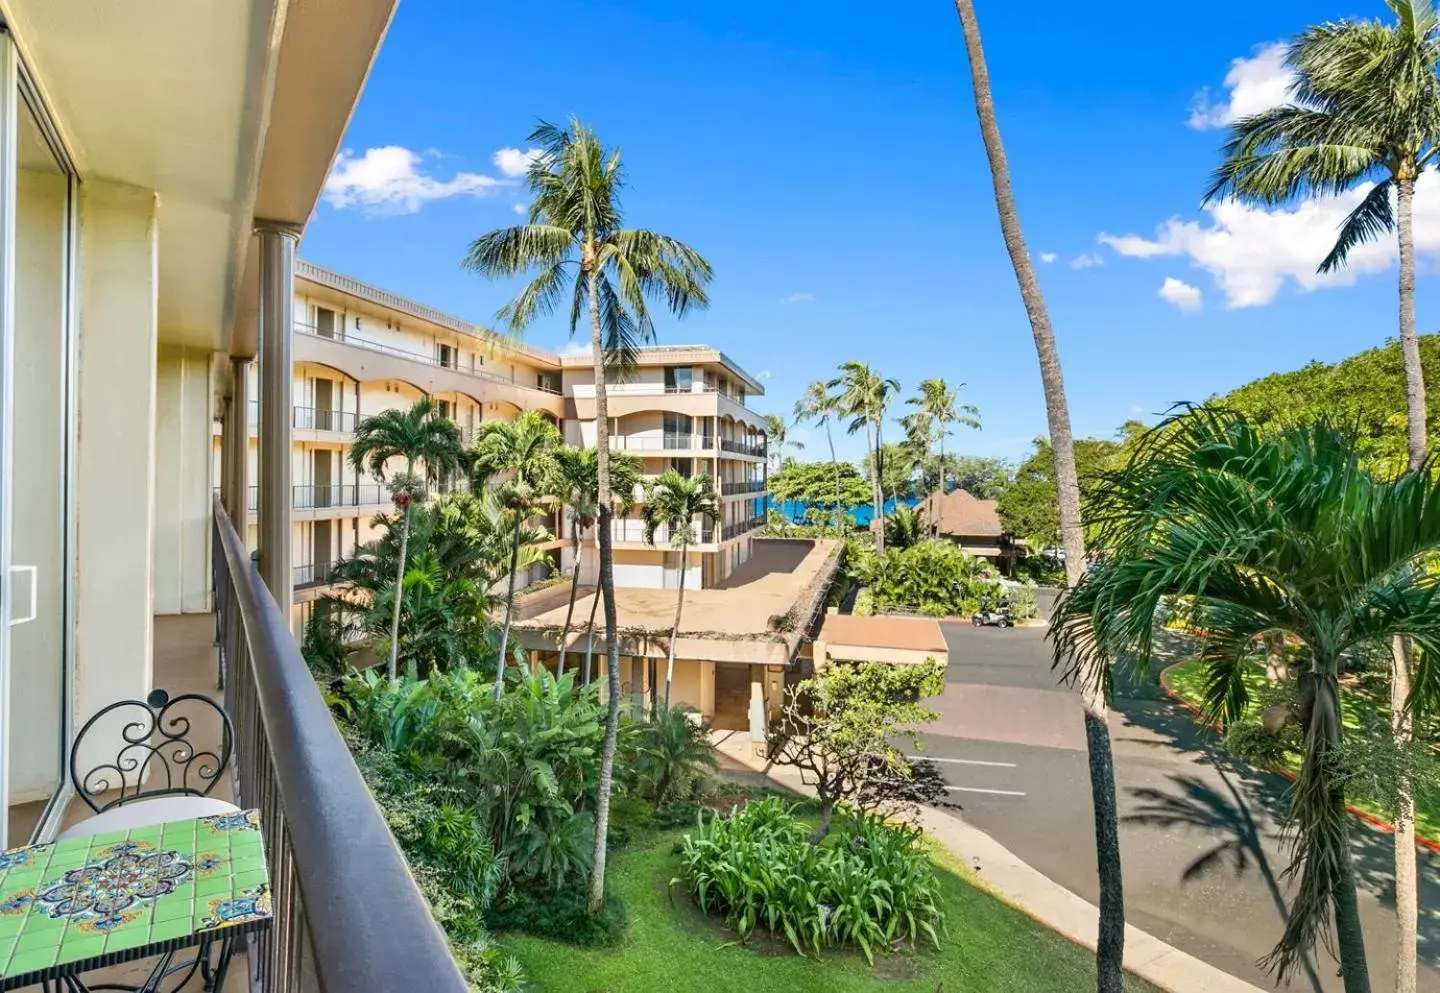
486 886 628 948
675 798 944 962
1005 581 1040 621
623 706 719 805
852 540 1000 617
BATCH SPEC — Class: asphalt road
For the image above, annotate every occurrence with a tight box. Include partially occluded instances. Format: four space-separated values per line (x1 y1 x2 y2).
919 622 1440 993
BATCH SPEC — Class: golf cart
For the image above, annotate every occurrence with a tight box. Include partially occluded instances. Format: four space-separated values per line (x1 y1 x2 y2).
971 596 1013 628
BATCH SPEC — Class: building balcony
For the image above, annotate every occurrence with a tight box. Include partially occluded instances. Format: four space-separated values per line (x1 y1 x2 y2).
721 479 765 497
611 432 714 452
720 438 766 459
722 516 764 541
609 519 716 546
294 559 342 589
294 405 357 433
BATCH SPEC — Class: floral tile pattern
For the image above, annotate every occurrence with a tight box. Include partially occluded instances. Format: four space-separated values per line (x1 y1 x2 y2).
0 810 270 989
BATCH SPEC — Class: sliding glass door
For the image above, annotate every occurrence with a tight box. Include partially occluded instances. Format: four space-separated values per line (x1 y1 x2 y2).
0 29 77 848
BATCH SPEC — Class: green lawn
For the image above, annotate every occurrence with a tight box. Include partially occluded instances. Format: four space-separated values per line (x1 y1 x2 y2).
1162 659 1440 844
502 828 1161 993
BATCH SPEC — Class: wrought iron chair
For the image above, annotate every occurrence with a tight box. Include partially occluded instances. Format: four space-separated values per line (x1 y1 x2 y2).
62 688 239 840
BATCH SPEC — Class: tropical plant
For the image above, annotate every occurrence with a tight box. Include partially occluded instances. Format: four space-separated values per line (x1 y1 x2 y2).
905 378 980 531
951 3 1125 989
769 660 944 841
882 504 924 551
552 447 642 678
641 471 720 713
996 436 1122 551
472 411 565 698
349 398 466 679
626 705 718 804
766 459 869 518
864 441 922 505
462 117 713 913
675 799 944 963
791 380 850 534
1051 410 1440 993
763 413 802 475
946 454 1013 500
830 362 901 551
852 540 999 617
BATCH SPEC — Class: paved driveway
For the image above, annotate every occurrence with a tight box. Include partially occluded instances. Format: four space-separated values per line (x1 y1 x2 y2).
917 623 1440 993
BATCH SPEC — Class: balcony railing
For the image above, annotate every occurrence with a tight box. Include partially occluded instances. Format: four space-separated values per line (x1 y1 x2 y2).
293 484 388 510
611 433 713 452
722 516 764 541
720 439 766 458
610 519 716 544
295 321 563 395
294 560 341 589
721 479 765 496
294 406 357 433
212 497 468 993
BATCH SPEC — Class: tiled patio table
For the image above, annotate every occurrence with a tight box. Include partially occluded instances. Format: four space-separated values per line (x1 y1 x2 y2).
0 810 271 992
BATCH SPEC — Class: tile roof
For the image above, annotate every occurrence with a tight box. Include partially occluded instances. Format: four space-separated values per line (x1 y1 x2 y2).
917 489 1007 538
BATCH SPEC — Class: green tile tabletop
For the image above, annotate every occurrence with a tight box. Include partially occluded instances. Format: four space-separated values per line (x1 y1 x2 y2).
0 809 272 990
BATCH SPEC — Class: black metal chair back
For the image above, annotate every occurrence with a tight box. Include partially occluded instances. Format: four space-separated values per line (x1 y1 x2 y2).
69 688 235 812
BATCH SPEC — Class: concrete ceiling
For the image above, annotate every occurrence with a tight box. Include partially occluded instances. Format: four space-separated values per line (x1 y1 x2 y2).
0 0 395 354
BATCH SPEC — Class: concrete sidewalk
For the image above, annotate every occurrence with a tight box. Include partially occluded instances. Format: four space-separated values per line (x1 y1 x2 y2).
710 730 1266 993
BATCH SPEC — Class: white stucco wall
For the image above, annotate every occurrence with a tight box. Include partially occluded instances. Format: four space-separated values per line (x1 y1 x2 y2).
153 344 213 614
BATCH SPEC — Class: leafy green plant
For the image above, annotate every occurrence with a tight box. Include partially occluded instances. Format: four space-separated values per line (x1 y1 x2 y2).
674 798 944 963
624 706 718 804
852 539 1000 617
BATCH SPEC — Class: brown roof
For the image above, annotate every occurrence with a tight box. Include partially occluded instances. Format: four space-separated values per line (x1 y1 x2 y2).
917 489 1006 538
817 614 948 653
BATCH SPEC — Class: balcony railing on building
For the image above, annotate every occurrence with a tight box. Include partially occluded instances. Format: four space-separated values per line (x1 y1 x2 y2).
294 406 357 433
720 438 766 458
245 484 389 511
611 433 714 452
295 321 562 395
212 497 468 993
722 516 764 541
294 559 341 589
721 479 764 496
610 519 715 544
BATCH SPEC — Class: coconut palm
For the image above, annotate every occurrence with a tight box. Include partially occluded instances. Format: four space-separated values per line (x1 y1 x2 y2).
951 3 1125 989
907 378 980 533
763 413 803 475
641 471 720 715
1052 409 1440 993
349 398 465 679
1203 10 1440 979
471 411 564 699
793 380 847 533
461 117 713 913
829 361 901 552
552 446 642 678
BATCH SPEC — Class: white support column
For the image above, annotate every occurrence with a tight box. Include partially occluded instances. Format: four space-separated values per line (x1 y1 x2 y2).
256 222 298 613
226 356 249 525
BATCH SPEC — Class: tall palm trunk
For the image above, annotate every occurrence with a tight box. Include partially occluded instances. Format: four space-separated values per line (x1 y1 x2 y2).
557 530 584 677
663 540 689 711
825 418 844 534
867 421 885 552
953 3 1124 989
588 267 623 915
386 457 417 680
1393 173 1423 993
935 426 946 538
874 421 887 545
582 580 601 685
494 513 524 699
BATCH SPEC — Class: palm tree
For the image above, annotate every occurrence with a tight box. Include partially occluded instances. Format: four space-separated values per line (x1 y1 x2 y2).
1052 410 1440 993
1203 10 1440 981
907 378 980 534
461 117 712 914
349 397 464 679
951 3 1125 989
829 361 901 552
641 471 720 715
472 410 564 699
629 704 719 804
793 380 846 533
553 447 642 678
763 413 802 475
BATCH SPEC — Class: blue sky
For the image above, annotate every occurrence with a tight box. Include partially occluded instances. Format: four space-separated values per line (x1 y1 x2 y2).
301 0 1433 465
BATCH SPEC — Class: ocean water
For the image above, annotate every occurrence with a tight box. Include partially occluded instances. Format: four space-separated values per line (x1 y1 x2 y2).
779 497 918 527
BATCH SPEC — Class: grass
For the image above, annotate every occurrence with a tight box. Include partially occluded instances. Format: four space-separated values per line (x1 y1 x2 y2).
1162 659 1440 844
502 826 1162 993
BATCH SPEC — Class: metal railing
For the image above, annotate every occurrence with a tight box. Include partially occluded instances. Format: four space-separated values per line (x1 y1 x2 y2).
292 484 388 510
295 322 563 395
721 479 765 496
611 433 713 451
722 516 764 541
294 560 341 589
212 497 468 993
720 439 766 458
610 519 715 544
294 407 356 433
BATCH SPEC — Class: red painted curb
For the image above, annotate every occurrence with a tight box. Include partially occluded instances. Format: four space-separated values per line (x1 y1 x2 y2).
1157 661 1440 855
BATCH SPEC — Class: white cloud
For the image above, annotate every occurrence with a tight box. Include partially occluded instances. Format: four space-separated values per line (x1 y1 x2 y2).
324 146 503 214
1039 252 1058 264
781 292 816 304
1099 171 1440 307
553 341 592 358
512 203 528 216
1070 253 1104 270
1188 42 1292 130
1158 277 1203 312
493 147 542 178
758 370 773 380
